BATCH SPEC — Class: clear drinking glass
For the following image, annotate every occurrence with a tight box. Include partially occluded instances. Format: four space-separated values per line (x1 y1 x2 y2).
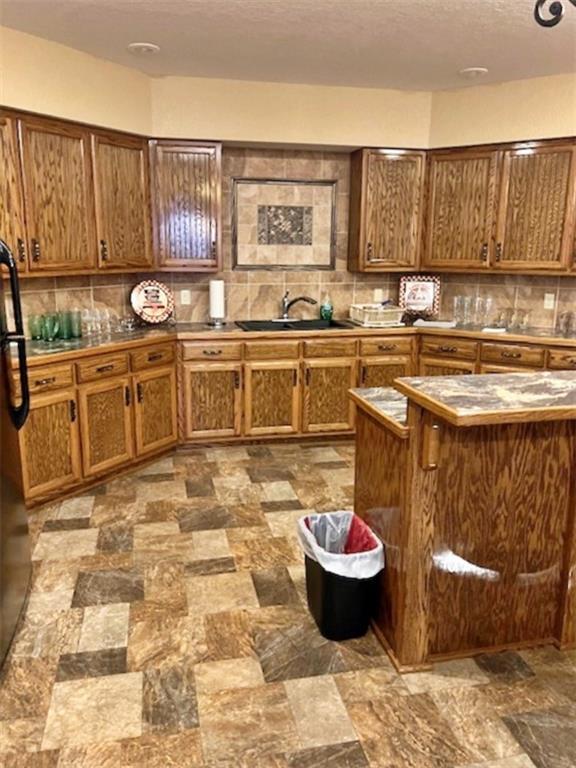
453 296 466 326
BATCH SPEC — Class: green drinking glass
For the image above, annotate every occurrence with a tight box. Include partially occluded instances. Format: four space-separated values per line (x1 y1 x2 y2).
58 310 72 340
70 310 82 338
28 314 44 340
42 313 60 342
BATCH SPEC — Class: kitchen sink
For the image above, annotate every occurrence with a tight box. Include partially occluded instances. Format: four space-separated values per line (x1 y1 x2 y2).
235 319 353 332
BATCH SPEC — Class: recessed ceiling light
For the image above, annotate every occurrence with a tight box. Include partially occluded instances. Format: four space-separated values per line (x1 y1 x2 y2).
458 66 489 80
127 42 160 55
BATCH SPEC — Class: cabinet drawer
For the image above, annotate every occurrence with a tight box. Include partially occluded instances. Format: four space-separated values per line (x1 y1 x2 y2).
130 343 175 371
421 337 478 361
360 336 413 356
303 339 357 358
182 342 242 361
76 353 129 383
548 348 576 370
481 343 545 368
244 341 299 360
15 363 74 397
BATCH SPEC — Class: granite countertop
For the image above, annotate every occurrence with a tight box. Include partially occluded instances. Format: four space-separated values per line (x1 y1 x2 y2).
349 387 409 437
394 371 576 427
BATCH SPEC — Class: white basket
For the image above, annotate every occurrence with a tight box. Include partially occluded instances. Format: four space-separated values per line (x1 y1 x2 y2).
349 303 404 328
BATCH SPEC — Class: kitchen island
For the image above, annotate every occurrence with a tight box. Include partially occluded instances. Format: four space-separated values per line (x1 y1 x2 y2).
350 372 576 672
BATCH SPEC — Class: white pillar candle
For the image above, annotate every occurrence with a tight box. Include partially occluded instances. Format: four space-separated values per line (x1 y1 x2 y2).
209 280 226 321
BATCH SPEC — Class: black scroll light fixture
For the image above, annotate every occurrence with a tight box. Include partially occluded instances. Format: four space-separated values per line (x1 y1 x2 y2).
534 0 576 26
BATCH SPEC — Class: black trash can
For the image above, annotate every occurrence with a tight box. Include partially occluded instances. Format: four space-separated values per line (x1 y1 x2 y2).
298 512 384 642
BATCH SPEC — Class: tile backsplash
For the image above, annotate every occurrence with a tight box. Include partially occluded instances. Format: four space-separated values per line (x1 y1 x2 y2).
10 146 576 335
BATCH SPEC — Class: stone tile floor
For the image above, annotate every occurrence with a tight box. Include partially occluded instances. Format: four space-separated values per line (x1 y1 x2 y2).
1 440 575 767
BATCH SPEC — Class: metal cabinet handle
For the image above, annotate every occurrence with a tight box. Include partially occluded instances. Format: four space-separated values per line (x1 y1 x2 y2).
233 370 240 389
31 239 41 262
561 355 576 366
438 345 458 353
495 242 503 262
69 399 76 422
17 238 26 263
501 351 522 359
34 376 56 387
361 366 367 384
305 368 311 386
100 239 109 261
211 241 217 259
203 349 222 356
136 382 143 402
366 242 373 260
125 386 131 406
96 363 114 373
147 352 162 362
378 344 397 352
480 242 489 261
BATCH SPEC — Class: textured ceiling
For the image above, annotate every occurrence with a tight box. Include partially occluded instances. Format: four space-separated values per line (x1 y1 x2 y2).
2 0 576 90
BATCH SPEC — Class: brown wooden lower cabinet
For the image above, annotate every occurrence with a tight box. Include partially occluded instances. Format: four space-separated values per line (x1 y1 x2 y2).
359 356 412 388
183 362 242 439
302 358 357 433
78 376 134 477
133 367 178 455
19 390 82 500
419 357 476 376
244 361 300 436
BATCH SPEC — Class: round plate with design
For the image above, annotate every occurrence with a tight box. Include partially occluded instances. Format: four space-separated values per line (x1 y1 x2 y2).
130 280 174 324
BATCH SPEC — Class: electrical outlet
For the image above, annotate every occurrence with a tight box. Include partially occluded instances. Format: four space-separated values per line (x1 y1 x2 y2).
544 293 556 310
180 289 191 306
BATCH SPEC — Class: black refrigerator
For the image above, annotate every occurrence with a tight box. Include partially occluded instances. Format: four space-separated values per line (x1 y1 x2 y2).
0 238 31 666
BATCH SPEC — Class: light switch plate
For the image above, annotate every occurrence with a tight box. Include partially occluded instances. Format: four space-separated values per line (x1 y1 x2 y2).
544 293 556 310
180 289 191 306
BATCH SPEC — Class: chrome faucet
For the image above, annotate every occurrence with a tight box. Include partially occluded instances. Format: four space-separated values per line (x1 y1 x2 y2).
281 290 318 319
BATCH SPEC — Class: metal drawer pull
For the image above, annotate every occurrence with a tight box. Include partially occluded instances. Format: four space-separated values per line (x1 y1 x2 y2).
147 352 163 362
438 345 458 353
501 351 522 359
203 349 222 356
96 363 115 373
35 376 56 386
561 356 576 365
378 344 397 351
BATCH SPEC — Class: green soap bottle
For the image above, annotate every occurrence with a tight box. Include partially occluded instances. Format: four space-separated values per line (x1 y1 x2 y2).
320 295 334 321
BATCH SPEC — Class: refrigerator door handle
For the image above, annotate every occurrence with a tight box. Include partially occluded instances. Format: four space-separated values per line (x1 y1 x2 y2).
0 240 30 430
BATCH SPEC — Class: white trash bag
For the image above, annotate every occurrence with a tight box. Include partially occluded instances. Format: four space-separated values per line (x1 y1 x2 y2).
297 511 384 580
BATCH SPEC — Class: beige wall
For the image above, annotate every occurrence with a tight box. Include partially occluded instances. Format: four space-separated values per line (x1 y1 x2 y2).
0 26 151 134
430 73 576 148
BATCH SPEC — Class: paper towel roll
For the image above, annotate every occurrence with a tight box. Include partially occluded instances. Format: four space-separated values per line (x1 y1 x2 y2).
209 280 225 321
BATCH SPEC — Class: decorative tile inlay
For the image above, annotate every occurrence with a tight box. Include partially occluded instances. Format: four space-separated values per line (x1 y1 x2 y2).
257 205 313 246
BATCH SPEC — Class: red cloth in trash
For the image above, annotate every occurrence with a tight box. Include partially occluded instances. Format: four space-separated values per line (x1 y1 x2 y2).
344 514 378 554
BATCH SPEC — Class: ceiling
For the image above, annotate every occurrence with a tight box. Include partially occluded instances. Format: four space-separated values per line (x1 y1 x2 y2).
2 0 576 91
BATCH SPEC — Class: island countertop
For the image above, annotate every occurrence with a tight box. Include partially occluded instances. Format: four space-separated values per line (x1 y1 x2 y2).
393 370 576 427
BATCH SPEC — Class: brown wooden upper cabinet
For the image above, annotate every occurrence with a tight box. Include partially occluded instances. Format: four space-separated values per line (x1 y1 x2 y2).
494 144 576 272
92 132 152 269
151 141 222 271
19 116 97 272
0 116 27 270
423 149 499 270
349 148 425 272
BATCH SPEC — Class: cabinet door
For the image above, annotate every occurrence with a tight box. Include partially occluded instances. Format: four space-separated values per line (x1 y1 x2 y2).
78 377 134 477
19 391 82 500
19 117 97 271
151 141 221 270
359 356 412 388
423 150 499 269
302 358 357 433
134 366 178 455
92 133 152 269
495 145 576 271
350 149 425 271
184 362 242 439
244 361 300 436
0 115 27 270
419 357 476 376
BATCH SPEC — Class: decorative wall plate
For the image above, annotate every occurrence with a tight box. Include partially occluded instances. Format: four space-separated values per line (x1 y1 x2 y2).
399 275 441 316
130 280 174 324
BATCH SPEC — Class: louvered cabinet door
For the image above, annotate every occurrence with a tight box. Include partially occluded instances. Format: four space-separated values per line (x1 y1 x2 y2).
19 117 97 271
350 149 425 271
133 367 178 455
19 391 82 501
151 141 222 270
302 358 357 433
423 150 499 269
244 361 300 436
92 133 152 269
495 145 576 271
184 363 242 439
0 115 27 270
78 377 134 477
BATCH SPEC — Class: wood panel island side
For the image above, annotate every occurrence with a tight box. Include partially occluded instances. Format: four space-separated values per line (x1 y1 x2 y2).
350 372 576 672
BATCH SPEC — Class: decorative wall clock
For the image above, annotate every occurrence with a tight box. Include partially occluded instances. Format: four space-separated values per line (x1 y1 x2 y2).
130 280 174 324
